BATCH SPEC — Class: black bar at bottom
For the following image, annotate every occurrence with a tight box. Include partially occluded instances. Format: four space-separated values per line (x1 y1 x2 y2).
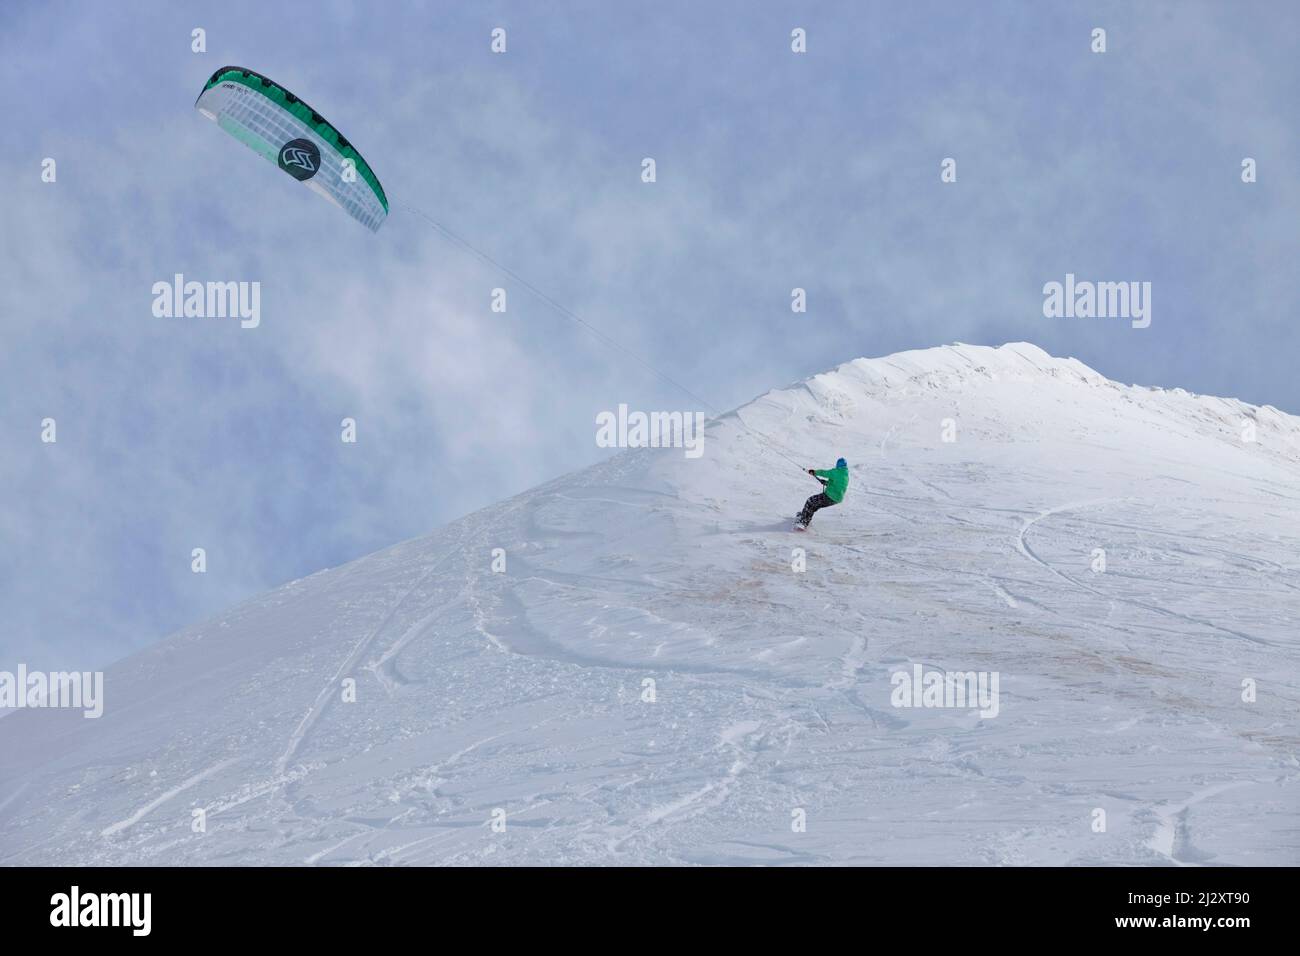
0 865 1284 942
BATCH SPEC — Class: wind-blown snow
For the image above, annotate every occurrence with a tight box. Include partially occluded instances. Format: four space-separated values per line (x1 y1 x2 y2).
2 342 1297 865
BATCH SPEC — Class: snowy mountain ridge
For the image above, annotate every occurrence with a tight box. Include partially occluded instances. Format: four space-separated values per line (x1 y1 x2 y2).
757 341 1296 447
2 342 1297 866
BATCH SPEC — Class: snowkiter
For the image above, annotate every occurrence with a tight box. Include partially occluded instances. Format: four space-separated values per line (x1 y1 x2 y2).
798 458 848 529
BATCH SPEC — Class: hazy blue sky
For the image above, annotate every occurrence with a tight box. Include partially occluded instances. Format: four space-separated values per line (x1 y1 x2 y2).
2 0 1297 674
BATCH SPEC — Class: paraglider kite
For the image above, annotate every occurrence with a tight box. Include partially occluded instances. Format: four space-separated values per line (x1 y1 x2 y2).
195 66 388 232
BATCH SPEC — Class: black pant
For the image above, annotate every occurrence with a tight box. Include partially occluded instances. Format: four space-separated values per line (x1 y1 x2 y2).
798 492 836 527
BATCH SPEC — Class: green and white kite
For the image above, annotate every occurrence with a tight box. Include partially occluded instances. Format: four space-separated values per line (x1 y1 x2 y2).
195 66 388 232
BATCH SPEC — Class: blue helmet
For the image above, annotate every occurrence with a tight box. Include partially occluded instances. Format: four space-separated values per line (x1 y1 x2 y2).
836 457 847 468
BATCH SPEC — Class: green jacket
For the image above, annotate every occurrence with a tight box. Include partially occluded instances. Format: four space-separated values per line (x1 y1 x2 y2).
813 464 849 503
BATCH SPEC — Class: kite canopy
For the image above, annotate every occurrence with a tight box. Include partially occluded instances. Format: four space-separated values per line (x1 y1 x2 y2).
195 66 388 232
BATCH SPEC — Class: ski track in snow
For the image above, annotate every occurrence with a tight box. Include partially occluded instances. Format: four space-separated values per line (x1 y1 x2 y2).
1016 498 1276 647
276 549 461 776
101 759 237 838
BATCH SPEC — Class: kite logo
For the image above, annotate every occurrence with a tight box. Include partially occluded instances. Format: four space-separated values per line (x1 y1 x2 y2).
277 138 320 181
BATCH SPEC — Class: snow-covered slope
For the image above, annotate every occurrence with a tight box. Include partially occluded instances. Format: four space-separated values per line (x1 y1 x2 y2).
3 342 1298 866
